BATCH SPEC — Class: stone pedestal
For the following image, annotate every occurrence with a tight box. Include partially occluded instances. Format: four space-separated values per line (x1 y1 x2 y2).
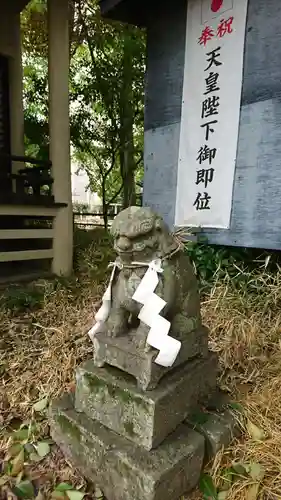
93 327 209 391
50 336 240 499
75 353 217 450
51 395 205 500
49 204 238 500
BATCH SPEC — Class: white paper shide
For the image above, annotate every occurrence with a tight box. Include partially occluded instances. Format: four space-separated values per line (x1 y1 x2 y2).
88 259 181 368
175 0 249 229
132 259 181 368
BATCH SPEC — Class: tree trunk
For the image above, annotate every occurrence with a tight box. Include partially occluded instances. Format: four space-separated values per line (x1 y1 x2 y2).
119 28 136 209
101 177 108 229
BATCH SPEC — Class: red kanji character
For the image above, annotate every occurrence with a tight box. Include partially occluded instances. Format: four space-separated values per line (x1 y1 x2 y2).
198 26 215 46
217 16 234 37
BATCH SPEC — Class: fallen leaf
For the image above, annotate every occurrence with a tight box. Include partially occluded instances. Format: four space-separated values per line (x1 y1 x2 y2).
66 491 85 500
247 420 266 441
29 452 42 463
199 473 218 499
13 480 35 499
219 468 234 491
33 398 48 412
231 463 247 477
248 462 265 481
0 476 9 487
5 444 23 461
15 471 25 485
228 402 244 413
10 449 25 477
51 492 67 500
246 483 260 500
36 442 50 458
11 429 29 443
55 483 74 492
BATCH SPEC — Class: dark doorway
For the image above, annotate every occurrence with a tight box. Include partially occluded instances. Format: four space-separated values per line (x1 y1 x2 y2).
0 54 11 196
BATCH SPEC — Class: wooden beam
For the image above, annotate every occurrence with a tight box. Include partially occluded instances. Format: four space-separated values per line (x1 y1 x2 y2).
48 0 73 277
0 205 58 216
0 249 53 262
0 229 54 239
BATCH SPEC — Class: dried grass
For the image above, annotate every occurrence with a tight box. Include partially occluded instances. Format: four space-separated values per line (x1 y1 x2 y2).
1 241 281 499
199 271 281 500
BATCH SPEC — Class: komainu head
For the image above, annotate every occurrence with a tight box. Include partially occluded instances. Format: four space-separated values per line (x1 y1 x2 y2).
111 206 178 263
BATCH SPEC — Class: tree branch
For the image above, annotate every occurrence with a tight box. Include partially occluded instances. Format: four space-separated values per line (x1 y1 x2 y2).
108 183 124 205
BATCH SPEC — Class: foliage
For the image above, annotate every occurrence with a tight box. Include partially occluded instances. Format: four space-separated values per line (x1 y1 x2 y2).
0 286 45 312
21 0 145 223
185 241 277 294
23 53 49 159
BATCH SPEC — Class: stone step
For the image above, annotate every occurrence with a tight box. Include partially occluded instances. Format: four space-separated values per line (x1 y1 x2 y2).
50 394 205 500
75 351 218 450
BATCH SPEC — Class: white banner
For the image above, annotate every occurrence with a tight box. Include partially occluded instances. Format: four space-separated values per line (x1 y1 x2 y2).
175 0 248 228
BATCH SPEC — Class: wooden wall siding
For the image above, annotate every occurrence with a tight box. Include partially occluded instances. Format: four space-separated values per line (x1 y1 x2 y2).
143 0 281 250
143 0 186 227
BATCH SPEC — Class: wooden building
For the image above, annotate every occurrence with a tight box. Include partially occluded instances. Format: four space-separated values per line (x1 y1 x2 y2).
101 0 281 250
0 0 72 281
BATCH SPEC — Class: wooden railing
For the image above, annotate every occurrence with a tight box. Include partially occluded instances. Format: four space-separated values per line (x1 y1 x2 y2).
73 212 116 229
0 154 54 204
0 155 57 266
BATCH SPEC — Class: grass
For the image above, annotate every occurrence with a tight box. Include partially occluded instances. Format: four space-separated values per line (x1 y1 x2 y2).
1 232 281 499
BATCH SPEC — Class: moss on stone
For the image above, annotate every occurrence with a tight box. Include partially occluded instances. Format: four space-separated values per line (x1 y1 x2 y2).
123 420 136 437
84 373 106 393
57 415 81 441
81 371 152 417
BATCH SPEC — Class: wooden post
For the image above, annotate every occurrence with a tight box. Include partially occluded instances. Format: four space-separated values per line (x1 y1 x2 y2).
48 0 73 276
9 12 24 168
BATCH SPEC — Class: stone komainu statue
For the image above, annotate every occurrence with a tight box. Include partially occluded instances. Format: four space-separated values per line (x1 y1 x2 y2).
105 206 202 349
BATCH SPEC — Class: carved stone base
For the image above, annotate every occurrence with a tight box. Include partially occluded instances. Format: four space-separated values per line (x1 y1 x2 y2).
75 352 218 450
50 394 205 500
93 327 209 390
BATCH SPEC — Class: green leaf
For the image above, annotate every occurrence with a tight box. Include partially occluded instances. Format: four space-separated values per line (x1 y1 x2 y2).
248 462 265 481
199 473 218 499
5 443 23 460
228 402 244 413
29 452 42 463
10 448 25 476
12 428 29 442
219 468 234 490
247 420 266 441
66 491 85 500
33 398 48 412
231 462 248 477
36 442 50 458
55 483 74 492
13 480 35 499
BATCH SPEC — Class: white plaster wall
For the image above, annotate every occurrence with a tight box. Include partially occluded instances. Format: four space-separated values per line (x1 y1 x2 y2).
71 162 102 209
